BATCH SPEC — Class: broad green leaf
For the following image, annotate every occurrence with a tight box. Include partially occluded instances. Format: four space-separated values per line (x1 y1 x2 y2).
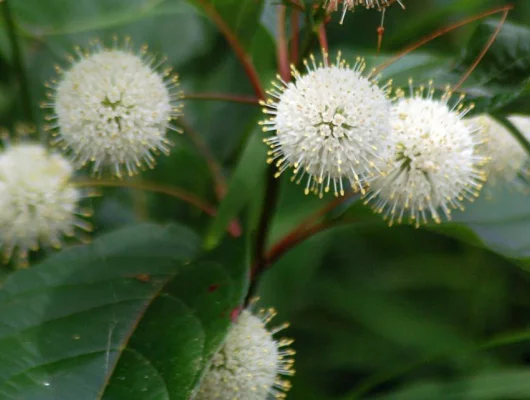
0 223 248 400
423 180 530 264
11 0 195 36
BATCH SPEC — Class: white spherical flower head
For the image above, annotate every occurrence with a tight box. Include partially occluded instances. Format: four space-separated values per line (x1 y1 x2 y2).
465 114 529 190
261 53 393 197
0 143 90 264
48 39 182 178
364 81 486 227
195 308 295 400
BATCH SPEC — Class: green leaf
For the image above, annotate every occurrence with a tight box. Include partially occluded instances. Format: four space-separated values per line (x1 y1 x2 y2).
205 128 267 249
11 0 195 36
456 19 530 114
0 223 248 400
430 184 530 262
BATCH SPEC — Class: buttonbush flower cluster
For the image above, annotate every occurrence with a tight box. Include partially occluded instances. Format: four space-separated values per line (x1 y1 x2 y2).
195 307 295 400
0 141 89 265
44 37 182 179
261 53 392 197
262 61 495 227
465 114 530 191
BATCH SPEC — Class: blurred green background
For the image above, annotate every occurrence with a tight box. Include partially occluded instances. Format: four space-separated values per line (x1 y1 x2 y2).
2 0 530 399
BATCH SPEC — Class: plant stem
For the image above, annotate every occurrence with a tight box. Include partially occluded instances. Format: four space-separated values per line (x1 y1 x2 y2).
74 179 241 237
373 4 515 76
264 220 336 266
195 0 266 100
183 93 260 105
247 4 292 303
250 164 281 279
318 22 329 62
453 9 510 91
1 0 34 123
291 9 300 64
255 192 359 271
277 5 290 81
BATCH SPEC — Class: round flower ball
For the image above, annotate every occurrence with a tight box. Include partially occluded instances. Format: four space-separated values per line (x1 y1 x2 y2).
465 114 530 190
47 39 182 178
364 81 487 227
195 308 295 400
261 53 393 197
0 143 88 264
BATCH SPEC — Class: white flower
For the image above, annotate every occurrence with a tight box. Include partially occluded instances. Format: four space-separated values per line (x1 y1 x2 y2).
0 143 89 264
194 308 295 400
465 114 530 190
45 39 182 178
364 81 487 227
260 53 393 197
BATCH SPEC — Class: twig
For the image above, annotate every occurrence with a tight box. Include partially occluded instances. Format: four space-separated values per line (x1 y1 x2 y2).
373 4 515 76
183 92 260 105
257 192 359 271
195 0 266 99
264 220 336 266
278 4 290 81
318 22 329 62
247 5 291 303
453 9 510 91
73 179 241 237
291 8 300 64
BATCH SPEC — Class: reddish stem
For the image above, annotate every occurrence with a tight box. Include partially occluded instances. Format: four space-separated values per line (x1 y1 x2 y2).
278 5 290 81
195 0 266 99
290 8 300 65
264 221 335 267
74 179 241 237
184 93 260 105
373 4 515 76
453 9 510 91
318 23 330 63
298 192 358 233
